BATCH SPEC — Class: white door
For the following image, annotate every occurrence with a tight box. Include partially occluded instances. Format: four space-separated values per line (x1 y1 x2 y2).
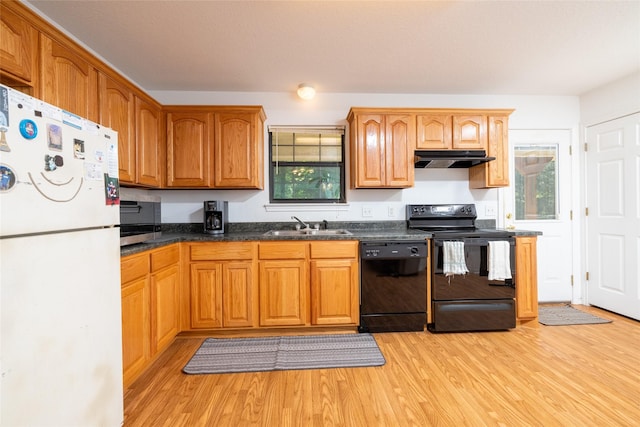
503 129 575 302
585 113 640 320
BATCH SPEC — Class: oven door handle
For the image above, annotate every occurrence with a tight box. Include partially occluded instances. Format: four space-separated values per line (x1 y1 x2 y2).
120 201 143 213
433 238 515 247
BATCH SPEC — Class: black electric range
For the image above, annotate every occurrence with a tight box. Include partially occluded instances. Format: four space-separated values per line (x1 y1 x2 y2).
406 204 517 332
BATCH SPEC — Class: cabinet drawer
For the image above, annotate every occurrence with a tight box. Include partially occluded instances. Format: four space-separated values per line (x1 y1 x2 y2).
151 244 179 272
190 242 255 261
310 241 358 259
258 242 308 259
121 253 150 284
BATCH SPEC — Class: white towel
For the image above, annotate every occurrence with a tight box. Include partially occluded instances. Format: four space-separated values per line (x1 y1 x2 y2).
488 241 512 281
443 241 468 277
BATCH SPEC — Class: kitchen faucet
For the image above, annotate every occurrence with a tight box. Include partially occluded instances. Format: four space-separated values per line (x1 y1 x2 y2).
291 216 310 230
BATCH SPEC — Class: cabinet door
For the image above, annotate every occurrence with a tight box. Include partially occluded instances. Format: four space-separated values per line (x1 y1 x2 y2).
190 262 223 328
385 114 414 187
135 96 162 187
99 73 135 183
351 114 385 188
486 115 510 186
121 276 150 387
469 115 511 188
40 34 98 122
151 264 180 354
310 259 359 325
259 260 308 326
214 111 263 189
515 237 538 321
0 5 37 85
452 114 487 150
469 115 509 188
222 261 257 328
416 114 452 149
166 112 212 187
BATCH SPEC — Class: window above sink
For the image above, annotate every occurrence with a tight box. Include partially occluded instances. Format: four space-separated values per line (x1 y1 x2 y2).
269 126 346 204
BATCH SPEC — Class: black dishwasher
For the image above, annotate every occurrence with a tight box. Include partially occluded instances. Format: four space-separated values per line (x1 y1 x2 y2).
359 241 428 333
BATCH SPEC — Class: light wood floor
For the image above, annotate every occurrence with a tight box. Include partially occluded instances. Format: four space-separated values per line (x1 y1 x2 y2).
124 305 640 426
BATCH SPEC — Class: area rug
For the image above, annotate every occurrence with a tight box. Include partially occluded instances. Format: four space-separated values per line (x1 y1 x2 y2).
183 333 386 374
538 305 612 326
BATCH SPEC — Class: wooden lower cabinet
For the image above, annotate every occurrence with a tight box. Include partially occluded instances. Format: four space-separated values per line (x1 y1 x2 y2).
190 262 223 328
259 259 309 326
150 246 180 354
515 236 539 322
121 244 180 387
188 242 258 329
258 242 309 327
310 259 358 325
188 240 359 330
222 262 258 328
310 241 359 325
121 252 150 387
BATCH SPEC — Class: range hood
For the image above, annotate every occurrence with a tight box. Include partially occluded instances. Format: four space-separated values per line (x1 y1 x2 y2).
414 150 495 168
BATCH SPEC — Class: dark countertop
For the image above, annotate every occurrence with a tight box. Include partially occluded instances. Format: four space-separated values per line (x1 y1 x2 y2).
121 221 541 256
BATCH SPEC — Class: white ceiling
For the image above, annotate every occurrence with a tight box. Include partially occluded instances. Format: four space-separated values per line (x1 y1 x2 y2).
26 0 640 96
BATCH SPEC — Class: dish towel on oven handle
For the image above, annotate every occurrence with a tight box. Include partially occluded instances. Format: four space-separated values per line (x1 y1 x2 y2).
488 240 512 281
443 241 468 277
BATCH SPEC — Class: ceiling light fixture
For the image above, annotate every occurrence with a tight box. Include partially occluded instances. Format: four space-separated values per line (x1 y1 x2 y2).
297 83 316 100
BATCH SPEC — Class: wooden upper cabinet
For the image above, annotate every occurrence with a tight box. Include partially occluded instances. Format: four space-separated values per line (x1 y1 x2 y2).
166 111 213 187
469 113 513 188
350 113 385 187
416 114 453 149
214 109 265 189
99 73 135 184
0 5 37 87
39 34 98 122
348 110 414 188
135 96 163 187
452 114 487 150
165 106 265 189
385 114 415 187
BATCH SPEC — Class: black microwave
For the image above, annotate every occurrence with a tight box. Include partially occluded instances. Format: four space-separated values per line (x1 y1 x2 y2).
119 200 161 246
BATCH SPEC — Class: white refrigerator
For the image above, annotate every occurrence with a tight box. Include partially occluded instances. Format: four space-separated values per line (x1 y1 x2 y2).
0 84 124 426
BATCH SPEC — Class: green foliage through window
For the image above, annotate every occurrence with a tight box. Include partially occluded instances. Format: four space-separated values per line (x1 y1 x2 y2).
514 145 558 220
269 127 345 203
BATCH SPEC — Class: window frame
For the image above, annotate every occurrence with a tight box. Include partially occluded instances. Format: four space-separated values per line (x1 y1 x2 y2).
268 126 346 204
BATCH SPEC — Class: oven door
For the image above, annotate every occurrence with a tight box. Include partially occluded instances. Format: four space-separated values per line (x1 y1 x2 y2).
432 237 516 300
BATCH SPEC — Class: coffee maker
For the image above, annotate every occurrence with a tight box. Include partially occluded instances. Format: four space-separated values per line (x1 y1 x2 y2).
203 200 228 234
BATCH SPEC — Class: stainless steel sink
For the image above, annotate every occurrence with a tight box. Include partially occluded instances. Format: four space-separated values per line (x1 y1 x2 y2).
263 229 353 237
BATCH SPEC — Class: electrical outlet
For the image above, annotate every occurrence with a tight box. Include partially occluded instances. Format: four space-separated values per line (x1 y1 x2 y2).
388 206 396 217
362 206 373 217
485 205 497 216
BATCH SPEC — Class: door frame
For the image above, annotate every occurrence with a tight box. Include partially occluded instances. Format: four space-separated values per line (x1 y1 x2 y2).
499 127 582 303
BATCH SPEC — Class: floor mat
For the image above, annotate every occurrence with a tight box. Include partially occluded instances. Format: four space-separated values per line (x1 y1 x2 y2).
183 333 385 374
538 305 612 326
